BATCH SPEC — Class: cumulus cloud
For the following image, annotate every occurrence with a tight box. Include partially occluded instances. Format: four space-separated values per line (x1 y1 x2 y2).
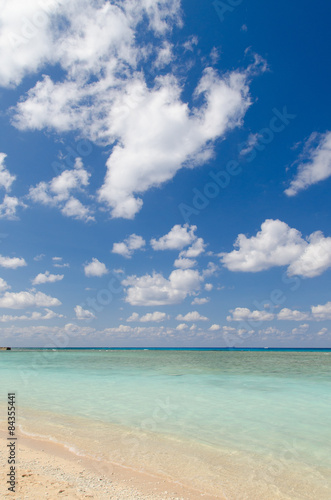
227 307 274 322
32 270 64 285
226 303 331 323
0 278 10 292
205 283 213 291
4 0 260 219
84 258 108 277
286 231 331 278
0 195 26 220
285 131 331 196
127 311 167 322
174 257 197 269
0 153 16 191
95 68 252 219
122 268 202 306
191 297 209 305
220 219 331 278
0 291 61 309
176 310 208 322
74 305 96 320
112 234 145 258
220 219 304 272
209 324 221 331
151 224 197 251
179 238 206 258
0 308 63 322
311 301 331 321
0 255 26 269
202 262 218 278
29 158 94 221
291 324 309 335
176 323 188 330
277 308 310 321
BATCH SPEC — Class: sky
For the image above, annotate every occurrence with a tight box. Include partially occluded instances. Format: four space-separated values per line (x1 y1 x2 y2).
0 0 331 348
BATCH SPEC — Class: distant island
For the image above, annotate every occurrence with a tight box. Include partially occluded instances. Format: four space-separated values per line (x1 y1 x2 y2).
0 347 11 350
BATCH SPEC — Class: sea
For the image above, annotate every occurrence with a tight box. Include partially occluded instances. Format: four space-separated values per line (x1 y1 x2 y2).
0 348 330 499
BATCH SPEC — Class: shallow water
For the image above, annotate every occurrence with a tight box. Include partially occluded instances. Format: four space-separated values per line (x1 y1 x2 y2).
1 349 330 498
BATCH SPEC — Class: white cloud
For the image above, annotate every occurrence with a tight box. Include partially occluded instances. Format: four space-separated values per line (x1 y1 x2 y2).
174 257 197 269
126 312 140 322
0 255 26 269
0 195 26 219
0 291 61 309
291 324 309 335
0 308 63 322
183 36 198 52
0 153 16 191
154 41 173 68
84 258 108 277
286 231 331 278
34 254 45 261
179 237 206 258
112 234 145 258
52 257 70 268
113 268 124 274
176 323 188 330
151 224 197 251
6 0 258 220
317 328 328 336
140 311 167 322
202 262 218 277
285 131 331 196
74 305 96 320
52 256 70 268
209 324 221 331
96 68 252 219
277 308 310 321
54 262 70 268
311 301 331 321
220 219 331 278
29 158 94 221
127 311 167 323
176 311 208 322
0 278 10 292
122 268 202 306
191 297 209 305
205 283 213 291
227 307 274 322
61 197 93 221
239 132 261 157
220 219 304 273
32 270 64 285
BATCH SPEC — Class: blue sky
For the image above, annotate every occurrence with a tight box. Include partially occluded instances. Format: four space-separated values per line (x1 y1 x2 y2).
0 0 331 347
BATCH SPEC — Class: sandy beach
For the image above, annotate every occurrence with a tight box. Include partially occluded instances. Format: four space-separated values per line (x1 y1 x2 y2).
0 431 221 500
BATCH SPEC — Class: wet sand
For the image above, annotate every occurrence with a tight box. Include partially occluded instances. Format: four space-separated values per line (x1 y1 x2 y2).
0 431 221 499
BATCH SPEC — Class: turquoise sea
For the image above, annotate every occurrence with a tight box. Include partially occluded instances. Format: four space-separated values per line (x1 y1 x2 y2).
1 349 330 499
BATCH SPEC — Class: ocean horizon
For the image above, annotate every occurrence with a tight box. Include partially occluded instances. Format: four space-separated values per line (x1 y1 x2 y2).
8 347 331 351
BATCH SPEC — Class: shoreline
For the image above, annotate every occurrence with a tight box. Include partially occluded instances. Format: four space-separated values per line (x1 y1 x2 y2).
0 430 222 499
